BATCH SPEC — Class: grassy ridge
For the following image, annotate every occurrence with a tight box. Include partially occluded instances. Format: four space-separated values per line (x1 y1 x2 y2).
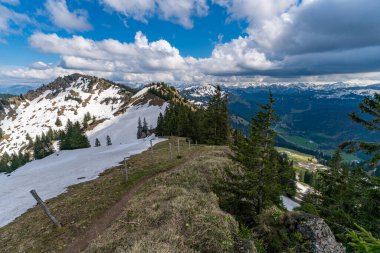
85 148 253 252
0 138 217 253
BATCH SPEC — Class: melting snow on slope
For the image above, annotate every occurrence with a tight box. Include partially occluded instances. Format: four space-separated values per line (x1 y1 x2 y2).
281 195 301 211
0 103 167 227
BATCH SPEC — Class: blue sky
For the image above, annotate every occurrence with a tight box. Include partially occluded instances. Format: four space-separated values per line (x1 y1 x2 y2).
1 0 380 86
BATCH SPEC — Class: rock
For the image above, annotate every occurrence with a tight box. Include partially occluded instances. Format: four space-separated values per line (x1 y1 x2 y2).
288 212 346 253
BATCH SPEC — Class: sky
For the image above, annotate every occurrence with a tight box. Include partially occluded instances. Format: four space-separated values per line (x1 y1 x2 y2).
1 0 380 86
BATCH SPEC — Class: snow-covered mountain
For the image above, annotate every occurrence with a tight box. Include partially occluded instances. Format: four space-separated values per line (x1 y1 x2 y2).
0 73 165 155
0 74 169 227
179 84 226 106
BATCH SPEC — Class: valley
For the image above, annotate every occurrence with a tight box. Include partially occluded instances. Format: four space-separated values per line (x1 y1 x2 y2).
180 83 380 163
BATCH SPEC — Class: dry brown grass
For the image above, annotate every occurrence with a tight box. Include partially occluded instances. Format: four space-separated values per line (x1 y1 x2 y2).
84 149 246 253
0 138 211 253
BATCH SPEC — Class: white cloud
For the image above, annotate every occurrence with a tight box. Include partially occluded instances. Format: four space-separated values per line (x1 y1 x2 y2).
45 0 92 32
100 0 208 28
0 4 30 36
30 61 51 70
27 31 202 83
26 31 280 83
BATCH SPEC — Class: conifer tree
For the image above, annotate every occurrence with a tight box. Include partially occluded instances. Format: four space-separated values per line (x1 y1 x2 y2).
142 117 149 137
95 138 101 147
60 120 90 150
217 92 295 226
137 117 143 139
300 150 380 243
55 117 62 127
156 112 164 136
204 85 229 145
106 135 112 146
34 133 53 160
340 93 380 163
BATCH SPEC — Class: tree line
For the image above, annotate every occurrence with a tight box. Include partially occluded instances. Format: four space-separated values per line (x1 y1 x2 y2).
155 85 229 145
0 113 93 173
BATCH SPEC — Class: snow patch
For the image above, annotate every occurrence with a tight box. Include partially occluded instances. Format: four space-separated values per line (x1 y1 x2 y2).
0 102 167 227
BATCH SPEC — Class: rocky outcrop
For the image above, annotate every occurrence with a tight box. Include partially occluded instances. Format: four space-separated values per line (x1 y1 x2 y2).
288 212 346 253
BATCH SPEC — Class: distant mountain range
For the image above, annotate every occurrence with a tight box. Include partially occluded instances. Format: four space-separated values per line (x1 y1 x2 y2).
0 85 35 95
179 83 380 161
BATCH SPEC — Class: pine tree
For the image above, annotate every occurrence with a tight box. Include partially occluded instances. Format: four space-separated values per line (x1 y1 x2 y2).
55 117 62 127
137 117 143 139
340 93 380 163
300 151 380 243
33 133 53 160
95 138 101 147
216 92 294 226
83 112 91 129
47 127 54 141
204 85 229 145
60 120 90 150
142 117 149 137
156 112 164 136
106 135 112 146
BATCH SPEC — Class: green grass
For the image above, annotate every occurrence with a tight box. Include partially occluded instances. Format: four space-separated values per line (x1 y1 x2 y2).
85 147 252 252
276 147 317 163
0 138 211 253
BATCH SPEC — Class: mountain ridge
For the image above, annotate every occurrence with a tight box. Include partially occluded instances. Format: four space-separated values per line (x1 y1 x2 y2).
0 74 166 156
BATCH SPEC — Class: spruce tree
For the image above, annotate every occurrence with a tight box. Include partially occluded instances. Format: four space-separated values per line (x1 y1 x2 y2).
95 138 101 147
60 120 90 150
106 135 112 146
156 112 164 136
34 133 53 160
137 117 143 139
340 93 380 163
55 117 62 127
216 92 294 226
300 151 380 243
205 85 229 145
142 117 149 137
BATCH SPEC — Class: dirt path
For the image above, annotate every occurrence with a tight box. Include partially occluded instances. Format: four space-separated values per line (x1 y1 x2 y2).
63 166 177 253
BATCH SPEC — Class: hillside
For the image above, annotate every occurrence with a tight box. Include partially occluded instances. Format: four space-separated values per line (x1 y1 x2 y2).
0 74 141 155
0 139 344 253
0 74 171 226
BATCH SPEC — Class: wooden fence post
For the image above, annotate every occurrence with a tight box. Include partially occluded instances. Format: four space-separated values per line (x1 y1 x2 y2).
30 189 61 227
124 157 128 182
169 143 173 160
188 140 191 150
177 139 180 155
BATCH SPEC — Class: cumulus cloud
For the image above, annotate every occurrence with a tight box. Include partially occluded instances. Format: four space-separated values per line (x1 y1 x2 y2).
210 0 380 78
0 4 30 36
27 31 203 83
45 0 92 32
100 0 208 28
3 0 380 85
